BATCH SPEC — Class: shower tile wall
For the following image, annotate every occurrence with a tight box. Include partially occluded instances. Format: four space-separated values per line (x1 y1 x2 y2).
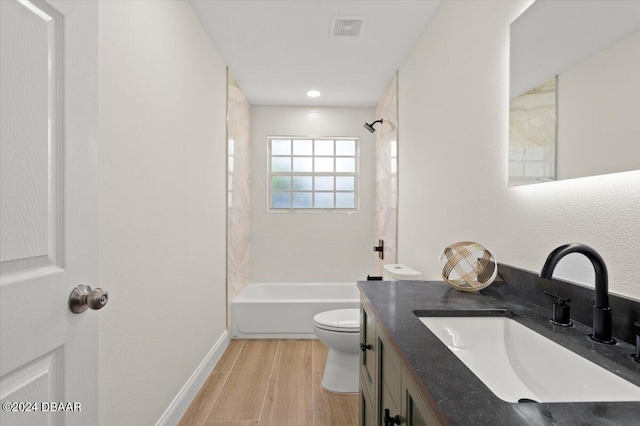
373 73 398 275
227 71 251 324
509 77 556 186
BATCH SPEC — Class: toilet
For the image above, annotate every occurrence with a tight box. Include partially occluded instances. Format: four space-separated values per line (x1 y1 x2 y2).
383 263 423 281
313 265 422 394
313 308 360 393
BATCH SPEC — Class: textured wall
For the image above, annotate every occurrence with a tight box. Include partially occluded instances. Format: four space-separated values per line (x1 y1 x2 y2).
227 72 251 318
398 0 640 299
250 106 376 283
98 1 228 424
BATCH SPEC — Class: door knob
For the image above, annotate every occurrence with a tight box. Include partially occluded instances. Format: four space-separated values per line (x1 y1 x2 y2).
69 284 109 313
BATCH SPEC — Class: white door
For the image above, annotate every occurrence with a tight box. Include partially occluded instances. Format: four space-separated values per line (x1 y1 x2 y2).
1 1 99 425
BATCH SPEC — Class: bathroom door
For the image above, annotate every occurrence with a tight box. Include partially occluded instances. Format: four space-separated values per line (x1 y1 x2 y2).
373 74 399 274
0 1 99 425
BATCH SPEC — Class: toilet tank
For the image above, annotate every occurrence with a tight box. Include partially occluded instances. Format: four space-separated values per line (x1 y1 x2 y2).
383 264 422 281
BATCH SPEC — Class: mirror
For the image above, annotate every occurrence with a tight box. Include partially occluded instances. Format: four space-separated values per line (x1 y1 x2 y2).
509 1 640 186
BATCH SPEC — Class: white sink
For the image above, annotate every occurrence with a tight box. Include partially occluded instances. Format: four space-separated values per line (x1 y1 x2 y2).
419 316 640 403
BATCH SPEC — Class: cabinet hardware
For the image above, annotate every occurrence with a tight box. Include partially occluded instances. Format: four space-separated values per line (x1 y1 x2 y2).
384 408 401 425
360 343 373 352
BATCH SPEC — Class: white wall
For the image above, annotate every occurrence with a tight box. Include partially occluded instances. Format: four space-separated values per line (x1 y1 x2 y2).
250 106 376 283
509 0 640 98
557 30 640 180
398 0 640 299
98 1 228 424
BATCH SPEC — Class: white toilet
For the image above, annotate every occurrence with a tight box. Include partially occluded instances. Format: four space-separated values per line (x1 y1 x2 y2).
313 265 422 394
383 263 423 281
313 308 361 393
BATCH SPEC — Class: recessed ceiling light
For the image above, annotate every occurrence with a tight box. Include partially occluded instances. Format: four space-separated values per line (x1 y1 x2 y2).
307 90 321 98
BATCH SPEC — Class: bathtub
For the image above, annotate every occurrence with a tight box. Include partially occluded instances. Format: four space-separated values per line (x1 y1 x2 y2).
231 282 361 338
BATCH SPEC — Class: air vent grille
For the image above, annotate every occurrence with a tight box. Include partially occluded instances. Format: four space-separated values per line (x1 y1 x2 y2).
330 17 366 37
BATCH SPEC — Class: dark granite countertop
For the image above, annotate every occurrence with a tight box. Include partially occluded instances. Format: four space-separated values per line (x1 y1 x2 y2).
358 280 640 426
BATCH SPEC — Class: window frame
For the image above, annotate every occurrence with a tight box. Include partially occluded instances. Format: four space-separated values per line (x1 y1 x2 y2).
266 136 360 214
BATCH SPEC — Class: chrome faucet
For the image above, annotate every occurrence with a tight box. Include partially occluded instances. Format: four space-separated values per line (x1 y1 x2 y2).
540 243 615 345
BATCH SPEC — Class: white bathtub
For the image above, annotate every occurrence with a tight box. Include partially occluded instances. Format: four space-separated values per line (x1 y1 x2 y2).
231 282 361 338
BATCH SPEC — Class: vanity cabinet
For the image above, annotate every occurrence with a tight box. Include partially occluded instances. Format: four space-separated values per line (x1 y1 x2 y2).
360 370 376 426
360 299 442 426
360 303 378 426
379 330 402 424
401 366 439 425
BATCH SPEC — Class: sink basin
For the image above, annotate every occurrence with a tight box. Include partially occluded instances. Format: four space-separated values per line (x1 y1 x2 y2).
418 315 640 403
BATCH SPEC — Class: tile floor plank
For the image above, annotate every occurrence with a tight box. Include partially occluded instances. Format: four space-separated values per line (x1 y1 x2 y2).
180 338 357 426
214 339 246 373
312 371 358 426
207 339 279 422
259 340 313 426
312 339 328 372
178 372 227 426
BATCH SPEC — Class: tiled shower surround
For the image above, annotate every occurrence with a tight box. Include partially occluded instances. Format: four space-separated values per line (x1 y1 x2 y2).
509 77 557 186
373 73 399 275
227 71 251 323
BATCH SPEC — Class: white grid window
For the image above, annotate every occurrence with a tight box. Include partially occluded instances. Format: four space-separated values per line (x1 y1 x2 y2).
268 137 359 212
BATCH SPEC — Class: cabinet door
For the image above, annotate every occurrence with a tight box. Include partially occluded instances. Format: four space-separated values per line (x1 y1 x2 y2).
381 379 401 426
379 333 402 426
360 304 377 395
401 367 440 426
360 371 376 426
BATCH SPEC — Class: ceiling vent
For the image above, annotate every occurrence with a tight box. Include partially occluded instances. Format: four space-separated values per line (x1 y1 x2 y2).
330 16 366 37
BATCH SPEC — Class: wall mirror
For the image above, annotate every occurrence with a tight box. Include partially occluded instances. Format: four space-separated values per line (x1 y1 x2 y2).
509 0 640 186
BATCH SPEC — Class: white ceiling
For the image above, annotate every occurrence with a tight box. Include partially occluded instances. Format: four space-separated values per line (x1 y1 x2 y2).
190 1 440 107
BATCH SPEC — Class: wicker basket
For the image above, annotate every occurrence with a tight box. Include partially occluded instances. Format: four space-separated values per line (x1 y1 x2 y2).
439 242 497 292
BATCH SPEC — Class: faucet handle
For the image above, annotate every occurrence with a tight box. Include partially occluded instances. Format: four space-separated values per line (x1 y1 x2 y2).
543 290 570 304
544 291 573 327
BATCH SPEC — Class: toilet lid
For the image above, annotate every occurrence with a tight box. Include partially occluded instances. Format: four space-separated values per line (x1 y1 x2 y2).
313 308 360 332
383 263 422 280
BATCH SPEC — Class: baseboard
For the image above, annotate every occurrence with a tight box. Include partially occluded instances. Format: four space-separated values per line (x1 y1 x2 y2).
234 333 319 339
156 330 230 426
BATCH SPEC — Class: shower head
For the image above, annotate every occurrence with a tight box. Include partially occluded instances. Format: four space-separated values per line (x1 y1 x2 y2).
364 119 383 133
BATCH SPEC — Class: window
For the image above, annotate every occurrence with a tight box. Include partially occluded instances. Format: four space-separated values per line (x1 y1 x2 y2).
268 137 358 212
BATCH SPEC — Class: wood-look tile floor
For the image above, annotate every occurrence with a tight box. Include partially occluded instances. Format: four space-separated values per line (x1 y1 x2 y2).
179 339 359 426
